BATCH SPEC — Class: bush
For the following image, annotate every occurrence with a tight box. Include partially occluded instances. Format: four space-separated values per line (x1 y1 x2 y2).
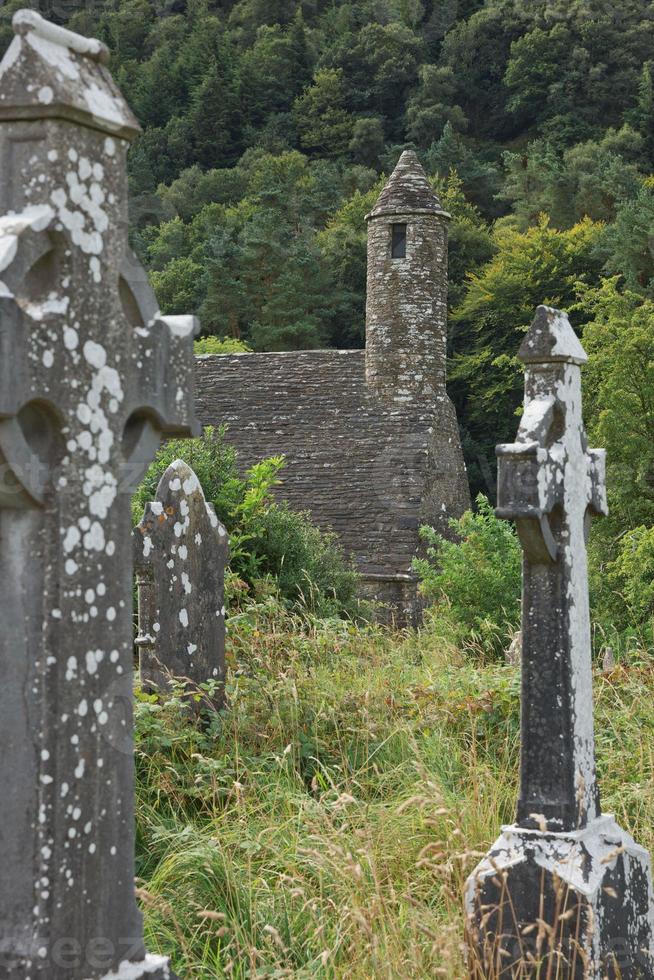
133 427 361 620
604 525 654 632
252 503 361 620
132 425 261 549
413 495 522 657
194 335 252 355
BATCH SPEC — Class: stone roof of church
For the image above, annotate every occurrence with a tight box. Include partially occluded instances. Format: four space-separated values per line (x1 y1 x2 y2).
194 350 464 578
367 149 449 219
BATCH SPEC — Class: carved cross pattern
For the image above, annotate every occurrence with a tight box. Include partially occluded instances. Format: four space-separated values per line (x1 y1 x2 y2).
495 306 607 832
0 213 197 506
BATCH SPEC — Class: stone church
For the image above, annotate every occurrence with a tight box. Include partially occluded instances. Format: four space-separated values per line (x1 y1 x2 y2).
194 150 470 621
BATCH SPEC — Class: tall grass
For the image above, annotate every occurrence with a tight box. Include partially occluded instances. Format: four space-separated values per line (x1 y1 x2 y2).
134 605 654 978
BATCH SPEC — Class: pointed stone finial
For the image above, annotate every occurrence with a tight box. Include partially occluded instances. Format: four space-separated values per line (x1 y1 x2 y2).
0 9 140 139
518 304 587 365
366 149 449 220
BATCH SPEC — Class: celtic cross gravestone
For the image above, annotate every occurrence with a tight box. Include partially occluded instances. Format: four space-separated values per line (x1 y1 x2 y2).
0 11 198 978
466 307 654 978
134 459 228 712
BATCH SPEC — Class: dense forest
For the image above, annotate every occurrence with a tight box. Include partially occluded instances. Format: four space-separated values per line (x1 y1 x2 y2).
3 0 654 636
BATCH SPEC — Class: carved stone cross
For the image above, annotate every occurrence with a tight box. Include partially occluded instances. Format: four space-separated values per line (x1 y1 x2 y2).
134 459 228 712
466 307 654 978
0 11 197 978
496 304 607 831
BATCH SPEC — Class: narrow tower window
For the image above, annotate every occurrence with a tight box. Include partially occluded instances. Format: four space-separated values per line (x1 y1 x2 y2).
391 223 407 259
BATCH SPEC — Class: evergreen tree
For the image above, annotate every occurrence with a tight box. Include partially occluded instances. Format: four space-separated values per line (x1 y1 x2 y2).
501 131 644 230
348 117 385 167
628 61 654 162
603 181 654 293
239 17 313 137
293 69 354 156
188 36 242 167
425 123 501 214
405 64 467 148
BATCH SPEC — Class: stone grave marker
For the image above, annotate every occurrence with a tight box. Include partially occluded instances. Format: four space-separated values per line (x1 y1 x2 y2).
134 459 228 711
466 306 654 978
0 10 199 978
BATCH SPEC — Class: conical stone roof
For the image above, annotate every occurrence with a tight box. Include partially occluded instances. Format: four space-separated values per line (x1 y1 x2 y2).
366 149 449 220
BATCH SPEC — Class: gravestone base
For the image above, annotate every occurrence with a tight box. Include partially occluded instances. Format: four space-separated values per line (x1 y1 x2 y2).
466 815 654 978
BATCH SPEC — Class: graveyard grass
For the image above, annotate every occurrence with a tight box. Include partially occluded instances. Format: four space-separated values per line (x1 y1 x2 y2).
134 602 654 979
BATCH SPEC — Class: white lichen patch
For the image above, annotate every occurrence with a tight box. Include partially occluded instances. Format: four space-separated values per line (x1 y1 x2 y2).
50 158 108 257
25 29 80 82
84 81 130 131
161 315 196 338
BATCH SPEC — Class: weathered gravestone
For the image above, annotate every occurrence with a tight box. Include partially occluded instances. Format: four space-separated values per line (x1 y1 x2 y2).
134 459 228 712
466 307 654 978
0 11 199 978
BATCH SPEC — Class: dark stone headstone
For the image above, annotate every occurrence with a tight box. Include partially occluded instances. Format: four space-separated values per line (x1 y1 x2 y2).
0 10 198 978
134 459 228 711
466 307 654 978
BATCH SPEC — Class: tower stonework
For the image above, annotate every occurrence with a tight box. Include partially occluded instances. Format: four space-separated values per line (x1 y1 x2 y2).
363 150 470 554
365 149 450 402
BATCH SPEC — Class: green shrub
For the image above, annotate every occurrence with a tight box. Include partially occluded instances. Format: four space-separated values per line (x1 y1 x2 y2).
252 503 361 620
605 525 654 630
194 335 252 355
587 523 654 658
133 427 361 619
413 495 522 657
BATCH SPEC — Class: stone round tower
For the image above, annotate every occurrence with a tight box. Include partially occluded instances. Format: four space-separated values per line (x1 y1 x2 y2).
365 150 450 403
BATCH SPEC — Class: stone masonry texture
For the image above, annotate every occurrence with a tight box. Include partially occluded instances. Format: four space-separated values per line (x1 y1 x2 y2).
366 150 451 403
